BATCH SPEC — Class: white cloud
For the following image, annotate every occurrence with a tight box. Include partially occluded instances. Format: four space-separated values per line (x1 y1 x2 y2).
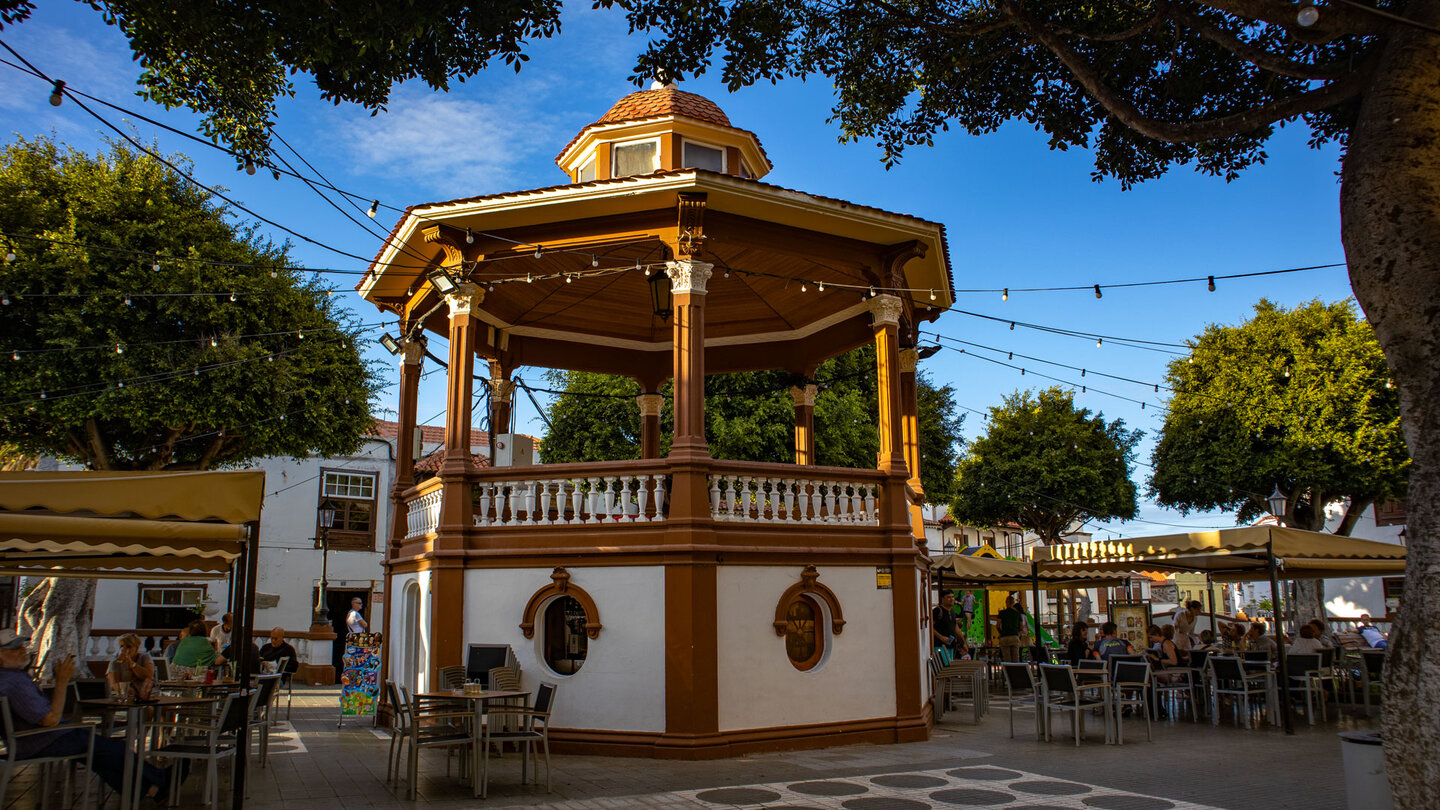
331 88 571 199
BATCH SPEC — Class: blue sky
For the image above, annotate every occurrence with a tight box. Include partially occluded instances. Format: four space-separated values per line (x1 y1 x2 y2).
0 5 1360 538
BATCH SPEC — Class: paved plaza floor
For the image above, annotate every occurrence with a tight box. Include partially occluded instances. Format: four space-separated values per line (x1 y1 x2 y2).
6 686 1373 809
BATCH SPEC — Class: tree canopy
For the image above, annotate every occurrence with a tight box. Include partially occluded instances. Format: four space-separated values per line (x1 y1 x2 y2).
949 386 1140 543
539 345 964 501
0 0 563 162
1149 298 1408 532
0 136 379 470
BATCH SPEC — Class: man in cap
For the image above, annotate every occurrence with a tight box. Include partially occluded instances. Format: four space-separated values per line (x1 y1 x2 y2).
0 629 171 806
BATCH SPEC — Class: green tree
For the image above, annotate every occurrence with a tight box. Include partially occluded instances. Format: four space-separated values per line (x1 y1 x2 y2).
950 387 1140 544
539 345 963 499
0 1 563 163
0 136 380 470
601 5 1440 791
1148 298 1408 620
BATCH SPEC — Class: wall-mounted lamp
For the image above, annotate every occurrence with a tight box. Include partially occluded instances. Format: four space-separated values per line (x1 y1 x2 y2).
426 268 460 296
648 271 672 321
379 334 401 355
916 344 942 360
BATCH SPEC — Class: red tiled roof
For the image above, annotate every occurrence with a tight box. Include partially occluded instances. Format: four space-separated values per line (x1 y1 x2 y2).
369 419 453 446
414 447 489 473
598 88 731 128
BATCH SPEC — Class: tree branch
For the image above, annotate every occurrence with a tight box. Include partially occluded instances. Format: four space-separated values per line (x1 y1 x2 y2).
1053 11 1163 41
1188 0 1388 40
153 426 183 470
194 432 227 471
1168 5 1353 79
83 419 111 470
1334 496 1374 536
1011 1 1371 143
863 0 1016 38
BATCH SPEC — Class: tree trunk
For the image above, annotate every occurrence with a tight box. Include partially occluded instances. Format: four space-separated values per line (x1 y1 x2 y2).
1291 580 1327 630
18 579 96 678
1340 0 1440 800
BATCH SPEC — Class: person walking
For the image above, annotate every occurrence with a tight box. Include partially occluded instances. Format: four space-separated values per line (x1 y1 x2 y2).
997 595 1024 662
959 590 976 640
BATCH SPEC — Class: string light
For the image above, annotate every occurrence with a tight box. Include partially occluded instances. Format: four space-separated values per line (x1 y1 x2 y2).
565 274 573 284
210 338 217 347
465 228 474 245
1009 322 1015 330
1094 284 1103 299
3 294 9 306
801 282 807 292
1002 288 1008 301
4 248 13 262
124 296 131 306
48 79 64 106
592 255 599 267
10 351 17 361
151 259 160 272
229 292 237 302
818 282 825 292
534 246 543 259
366 200 379 218
244 157 256 176
868 286 877 298
526 273 532 283
1096 338 1103 348
114 344 123 354
929 289 936 301
1207 276 1216 292
270 268 278 278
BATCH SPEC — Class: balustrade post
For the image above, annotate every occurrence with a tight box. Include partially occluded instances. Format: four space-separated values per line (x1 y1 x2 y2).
570 480 585 525
637 477 651 522
525 481 539 524
539 481 554 526
653 474 668 522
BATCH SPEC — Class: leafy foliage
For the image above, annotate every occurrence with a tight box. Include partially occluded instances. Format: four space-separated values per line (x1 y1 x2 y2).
601 0 1383 186
1148 299 1408 530
0 0 563 162
950 386 1140 541
539 345 963 498
0 136 379 470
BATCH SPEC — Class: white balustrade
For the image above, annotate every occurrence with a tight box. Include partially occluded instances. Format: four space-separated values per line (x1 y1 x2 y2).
706 475 880 525
405 487 443 538
473 473 669 527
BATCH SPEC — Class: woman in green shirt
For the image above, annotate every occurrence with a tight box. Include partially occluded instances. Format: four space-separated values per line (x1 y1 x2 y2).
171 619 217 670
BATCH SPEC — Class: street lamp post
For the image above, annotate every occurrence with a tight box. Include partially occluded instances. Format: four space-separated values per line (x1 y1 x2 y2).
314 506 335 625
1264 484 1295 734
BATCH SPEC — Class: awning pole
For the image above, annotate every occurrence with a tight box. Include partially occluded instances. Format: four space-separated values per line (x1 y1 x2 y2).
233 519 261 806
1205 572 1216 643
1029 559 1043 661
1267 542 1294 734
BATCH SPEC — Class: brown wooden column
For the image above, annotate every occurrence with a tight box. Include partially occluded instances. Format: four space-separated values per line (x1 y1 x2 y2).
898 347 927 545
667 259 712 462
489 362 514 435
790 383 817 465
433 283 482 677
871 295 909 476
388 338 425 545
637 392 664 459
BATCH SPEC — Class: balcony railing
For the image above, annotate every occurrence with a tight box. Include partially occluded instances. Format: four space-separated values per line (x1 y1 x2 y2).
475 472 668 526
405 481 443 539
708 461 882 525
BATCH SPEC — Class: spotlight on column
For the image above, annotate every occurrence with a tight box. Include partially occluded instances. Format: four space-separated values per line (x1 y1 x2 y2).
916 344 942 360
379 334 401 355
425 268 460 295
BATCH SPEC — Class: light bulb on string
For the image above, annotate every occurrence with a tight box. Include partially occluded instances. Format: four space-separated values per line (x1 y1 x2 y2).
1094 284 1102 299
465 228 474 245
1007 352 1012 360
117 381 124 388
1009 322 1015 330
244 157 256 176
10 351 17 361
4 248 13 262
229 292 237 302
39 390 46 399
1096 338 1103 348
565 274 573 284
868 286 877 298
818 282 824 292
592 255 599 267
801 282 807 292
534 246 543 259
929 289 936 301
1207 276 1216 292
526 273 532 283
152 260 160 272
48 80 65 106
210 338 217 348
124 296 131 306
115 344 123 355
367 200 379 218
1081 369 1086 377
1002 288 1008 301
270 269 278 278
1154 384 1160 392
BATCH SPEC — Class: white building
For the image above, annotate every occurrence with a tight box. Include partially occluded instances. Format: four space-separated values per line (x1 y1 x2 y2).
67 420 488 682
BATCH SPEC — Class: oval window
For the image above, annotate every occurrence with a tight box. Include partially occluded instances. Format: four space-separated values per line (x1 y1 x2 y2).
784 595 823 671
542 595 588 676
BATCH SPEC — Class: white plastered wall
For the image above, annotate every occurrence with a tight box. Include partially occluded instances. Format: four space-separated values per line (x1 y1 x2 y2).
388 570 431 694
717 565 896 732
463 566 666 732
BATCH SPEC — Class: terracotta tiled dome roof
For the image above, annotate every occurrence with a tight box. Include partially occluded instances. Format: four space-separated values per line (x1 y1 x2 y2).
597 88 731 128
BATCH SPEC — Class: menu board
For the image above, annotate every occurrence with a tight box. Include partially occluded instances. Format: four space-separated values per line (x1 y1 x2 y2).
339 632 382 717
1109 602 1151 650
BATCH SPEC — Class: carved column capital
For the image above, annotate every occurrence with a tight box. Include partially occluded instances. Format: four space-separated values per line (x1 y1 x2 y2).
666 260 714 295
400 338 426 366
444 283 484 319
636 393 664 417
869 294 904 328
789 384 817 408
899 348 918 373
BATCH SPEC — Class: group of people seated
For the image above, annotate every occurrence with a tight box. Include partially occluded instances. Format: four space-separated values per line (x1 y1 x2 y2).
153 615 300 680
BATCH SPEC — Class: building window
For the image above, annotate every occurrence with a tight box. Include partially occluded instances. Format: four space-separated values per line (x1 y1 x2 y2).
613 140 657 177
783 594 823 671
576 158 596 183
137 584 207 630
682 141 724 172
1375 500 1406 527
319 470 378 551
542 596 588 676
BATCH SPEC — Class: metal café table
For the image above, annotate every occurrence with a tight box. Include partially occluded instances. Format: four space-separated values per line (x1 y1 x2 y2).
78 694 218 810
413 688 530 798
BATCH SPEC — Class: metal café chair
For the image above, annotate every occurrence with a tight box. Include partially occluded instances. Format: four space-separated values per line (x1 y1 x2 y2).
1112 659 1153 744
478 682 557 799
404 690 475 801
1000 662 1042 740
1283 653 1328 725
0 696 96 810
1038 664 1112 746
1208 655 1272 729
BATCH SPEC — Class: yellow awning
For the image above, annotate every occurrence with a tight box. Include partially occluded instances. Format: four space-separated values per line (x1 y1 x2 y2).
0 470 264 523
1034 525 1406 581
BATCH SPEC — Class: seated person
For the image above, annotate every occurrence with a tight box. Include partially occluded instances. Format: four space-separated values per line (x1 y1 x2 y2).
1307 618 1338 649
259 627 300 678
0 630 171 807
1245 622 1278 656
1065 621 1094 666
1197 629 1217 648
170 619 217 673
217 640 262 674
1288 623 1326 655
1145 624 1183 681
162 628 183 661
1357 614 1388 649
1094 622 1134 660
105 633 156 698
